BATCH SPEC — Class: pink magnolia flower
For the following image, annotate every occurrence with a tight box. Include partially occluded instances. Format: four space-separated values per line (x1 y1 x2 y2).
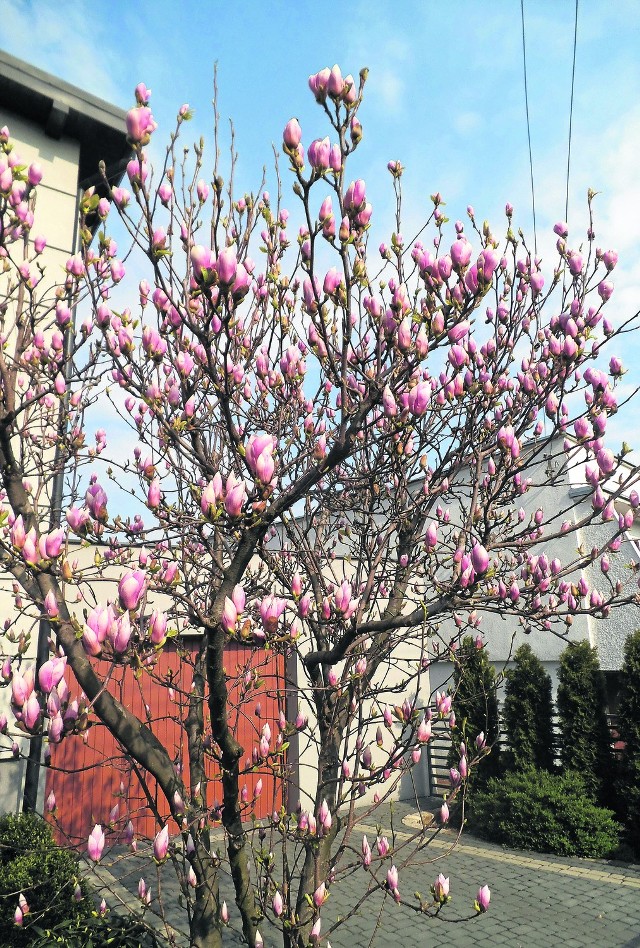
118 569 146 611
448 320 470 343
476 884 491 912
471 543 490 574
83 603 116 656
216 246 238 286
23 691 41 729
386 865 400 899
222 597 238 633
49 713 64 744
147 478 161 508
596 448 615 476
272 890 284 916
327 63 345 98
323 267 343 296
246 434 277 485
22 161 42 189
38 657 67 693
148 610 168 646
451 237 473 269
224 474 247 518
126 106 157 143
43 528 65 559
135 82 151 104
112 612 132 653
609 356 623 377
407 381 430 416
308 137 331 170
382 385 397 417
11 669 34 708
231 264 251 301
334 580 354 616
259 595 287 635
201 474 223 518
313 882 327 907
86 482 108 521
318 798 332 833
426 523 438 547
283 118 302 148
88 824 105 862
22 529 39 565
362 834 372 866
191 244 215 279
433 873 450 902
153 824 170 862
308 68 331 101
10 515 27 549
448 344 468 369
67 506 91 532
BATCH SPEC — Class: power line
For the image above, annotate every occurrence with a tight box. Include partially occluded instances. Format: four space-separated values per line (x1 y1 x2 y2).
565 0 579 226
520 0 537 256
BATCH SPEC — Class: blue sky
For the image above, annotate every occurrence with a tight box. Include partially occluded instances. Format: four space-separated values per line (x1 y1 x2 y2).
3 0 639 452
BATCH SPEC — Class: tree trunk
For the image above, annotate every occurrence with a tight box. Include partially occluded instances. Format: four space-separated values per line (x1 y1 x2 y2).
207 627 261 946
293 728 342 947
190 836 223 948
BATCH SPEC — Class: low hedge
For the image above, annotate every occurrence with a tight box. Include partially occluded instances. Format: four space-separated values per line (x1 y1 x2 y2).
468 768 620 858
0 812 92 945
31 911 160 947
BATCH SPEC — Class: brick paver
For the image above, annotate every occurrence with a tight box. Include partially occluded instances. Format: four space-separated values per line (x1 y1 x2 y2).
89 799 640 947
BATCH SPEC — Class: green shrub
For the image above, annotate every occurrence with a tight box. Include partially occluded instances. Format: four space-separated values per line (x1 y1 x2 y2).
502 644 555 772
556 641 615 805
617 629 640 853
0 812 91 946
31 910 160 947
469 768 620 857
450 636 501 784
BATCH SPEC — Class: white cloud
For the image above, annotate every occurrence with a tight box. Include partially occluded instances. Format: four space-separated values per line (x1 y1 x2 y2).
3 0 126 105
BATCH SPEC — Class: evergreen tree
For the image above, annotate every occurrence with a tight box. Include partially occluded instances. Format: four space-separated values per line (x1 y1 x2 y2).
450 636 501 784
503 644 555 772
556 641 614 805
617 629 640 852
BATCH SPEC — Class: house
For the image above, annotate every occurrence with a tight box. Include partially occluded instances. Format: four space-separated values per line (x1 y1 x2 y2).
426 443 640 699
0 49 131 816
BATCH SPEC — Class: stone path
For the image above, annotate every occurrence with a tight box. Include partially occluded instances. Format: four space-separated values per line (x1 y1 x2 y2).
90 799 640 947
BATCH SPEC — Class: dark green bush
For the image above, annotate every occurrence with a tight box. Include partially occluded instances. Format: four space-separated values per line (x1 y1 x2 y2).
31 910 160 947
469 768 620 857
556 641 615 805
0 812 91 946
450 636 501 784
617 629 640 853
502 644 555 772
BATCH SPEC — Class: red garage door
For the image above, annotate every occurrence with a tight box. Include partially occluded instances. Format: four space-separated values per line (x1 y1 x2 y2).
45 641 287 845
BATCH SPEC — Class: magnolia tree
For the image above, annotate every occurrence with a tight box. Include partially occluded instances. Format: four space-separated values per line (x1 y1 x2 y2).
0 64 638 947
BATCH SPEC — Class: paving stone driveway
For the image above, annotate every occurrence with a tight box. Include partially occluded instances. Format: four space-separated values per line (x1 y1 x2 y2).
88 799 640 947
